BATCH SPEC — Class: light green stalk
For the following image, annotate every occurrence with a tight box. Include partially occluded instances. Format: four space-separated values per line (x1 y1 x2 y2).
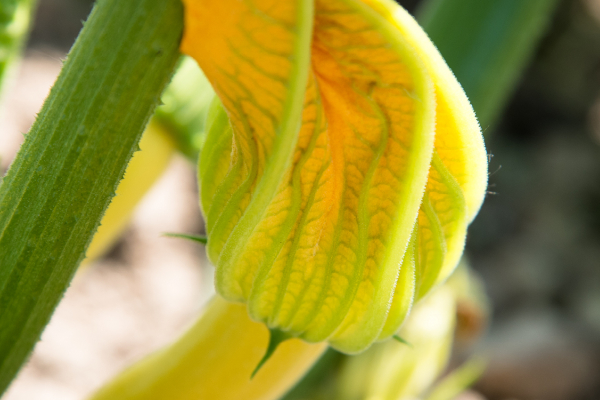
0 0 182 393
423 357 486 400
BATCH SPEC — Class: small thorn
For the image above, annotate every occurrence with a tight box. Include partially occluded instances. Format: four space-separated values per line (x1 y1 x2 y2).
392 335 412 347
163 232 207 244
251 328 291 379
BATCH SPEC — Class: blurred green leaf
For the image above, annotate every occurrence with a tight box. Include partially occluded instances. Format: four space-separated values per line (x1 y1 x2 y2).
281 349 344 400
0 0 182 393
154 56 214 160
418 0 560 129
0 0 37 97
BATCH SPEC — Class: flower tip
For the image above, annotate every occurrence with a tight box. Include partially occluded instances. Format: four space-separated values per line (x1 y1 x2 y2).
251 328 293 379
392 335 413 348
163 232 208 244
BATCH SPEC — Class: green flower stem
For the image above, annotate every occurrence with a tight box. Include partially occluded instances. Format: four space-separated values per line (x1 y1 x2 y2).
417 0 559 129
0 0 36 98
0 0 182 393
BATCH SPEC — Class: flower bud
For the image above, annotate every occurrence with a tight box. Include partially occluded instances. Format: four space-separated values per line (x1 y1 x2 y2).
182 0 487 353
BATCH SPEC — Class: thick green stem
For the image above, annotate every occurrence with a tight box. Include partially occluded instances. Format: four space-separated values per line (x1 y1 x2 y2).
0 0 182 393
417 0 559 129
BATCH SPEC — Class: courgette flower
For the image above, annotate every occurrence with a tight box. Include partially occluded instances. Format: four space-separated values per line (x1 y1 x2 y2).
182 0 487 353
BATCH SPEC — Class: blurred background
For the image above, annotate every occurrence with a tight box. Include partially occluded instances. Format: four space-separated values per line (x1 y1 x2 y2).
1 0 600 399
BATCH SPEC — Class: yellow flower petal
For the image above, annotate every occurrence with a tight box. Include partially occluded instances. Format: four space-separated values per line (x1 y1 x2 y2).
338 283 457 400
374 0 488 296
89 296 327 400
183 0 487 353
